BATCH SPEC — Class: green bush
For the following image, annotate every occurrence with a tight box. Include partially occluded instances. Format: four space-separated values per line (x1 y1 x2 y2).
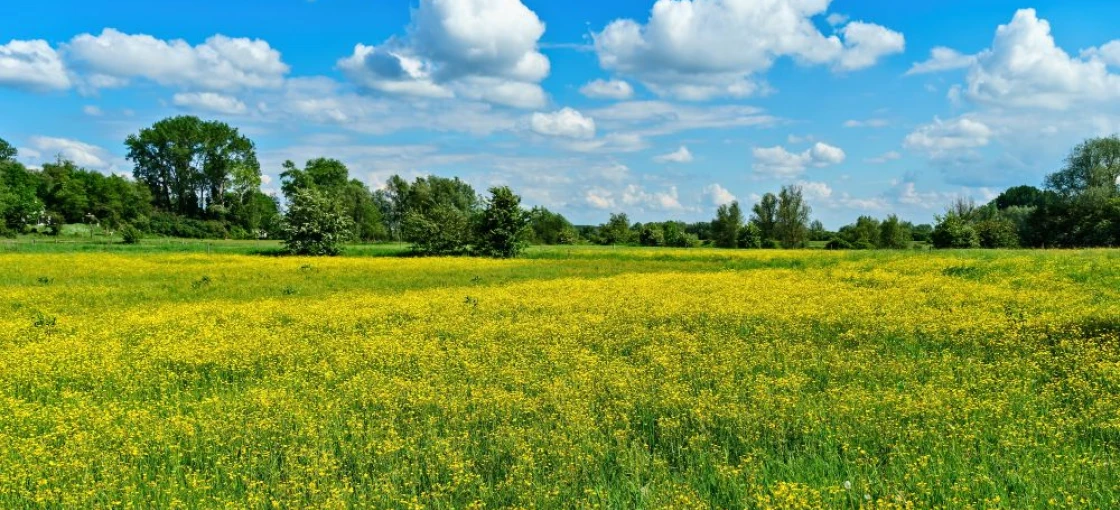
282 189 355 256
120 224 143 244
976 219 1020 248
932 215 980 249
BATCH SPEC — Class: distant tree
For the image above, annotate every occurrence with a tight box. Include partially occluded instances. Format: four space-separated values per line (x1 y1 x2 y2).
528 206 576 245
661 221 697 247
976 218 1020 248
282 188 355 256
0 137 15 161
474 186 530 258
126 116 260 218
38 159 153 227
840 216 880 248
0 156 42 234
392 174 479 254
775 185 811 248
404 203 474 255
281 159 385 241
597 213 633 245
1046 136 1120 197
932 213 980 249
808 219 830 241
751 193 778 242
738 222 763 249
712 201 744 248
993 185 1046 210
878 215 911 249
639 224 665 247
949 197 980 223
911 224 934 243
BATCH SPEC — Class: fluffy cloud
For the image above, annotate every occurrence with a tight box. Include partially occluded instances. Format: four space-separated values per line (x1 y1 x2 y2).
796 180 833 200
172 92 248 115
27 136 110 168
583 182 688 212
704 183 736 206
0 39 71 90
65 29 289 91
530 107 596 139
339 0 550 108
906 47 976 75
653 146 693 163
592 0 904 100
835 21 906 72
82 105 103 117
903 117 992 157
580 79 634 100
918 10 1120 110
1083 41 1120 67
752 142 846 177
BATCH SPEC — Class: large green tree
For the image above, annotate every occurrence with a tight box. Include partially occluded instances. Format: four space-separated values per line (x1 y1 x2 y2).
281 158 386 242
775 185 811 248
751 193 778 243
126 116 260 218
475 186 530 258
394 175 480 254
1046 136 1120 197
0 141 43 234
711 201 744 249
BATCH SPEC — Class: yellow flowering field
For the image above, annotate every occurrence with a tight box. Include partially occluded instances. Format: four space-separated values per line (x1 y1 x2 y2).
1 247 1119 509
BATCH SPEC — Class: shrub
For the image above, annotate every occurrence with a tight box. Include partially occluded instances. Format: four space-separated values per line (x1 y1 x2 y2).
282 189 355 256
404 204 474 256
976 219 1020 248
120 224 142 244
932 215 980 249
825 238 852 250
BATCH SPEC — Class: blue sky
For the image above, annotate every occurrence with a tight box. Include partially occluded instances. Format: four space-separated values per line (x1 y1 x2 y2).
3 0 1120 227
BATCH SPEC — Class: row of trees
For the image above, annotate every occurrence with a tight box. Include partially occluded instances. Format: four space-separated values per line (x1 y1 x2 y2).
3 119 1118 255
930 136 1120 248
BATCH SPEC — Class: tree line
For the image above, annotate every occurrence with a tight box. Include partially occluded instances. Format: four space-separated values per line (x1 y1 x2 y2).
2 116 1118 255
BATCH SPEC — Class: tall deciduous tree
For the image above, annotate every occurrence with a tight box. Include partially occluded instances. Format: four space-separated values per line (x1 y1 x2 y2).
1046 136 1120 197
751 193 778 242
125 116 260 218
775 185 811 248
712 200 743 248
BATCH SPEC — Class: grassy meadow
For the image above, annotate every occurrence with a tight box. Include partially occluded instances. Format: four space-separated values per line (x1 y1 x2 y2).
1 246 1119 508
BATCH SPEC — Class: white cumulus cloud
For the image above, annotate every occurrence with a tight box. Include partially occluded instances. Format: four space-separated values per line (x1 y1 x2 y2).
580 79 634 100
903 116 992 157
530 107 596 139
0 39 71 91
906 47 976 75
957 9 1120 109
704 183 736 206
654 146 693 163
28 136 110 169
753 141 846 177
592 0 904 100
338 0 550 108
65 29 289 91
